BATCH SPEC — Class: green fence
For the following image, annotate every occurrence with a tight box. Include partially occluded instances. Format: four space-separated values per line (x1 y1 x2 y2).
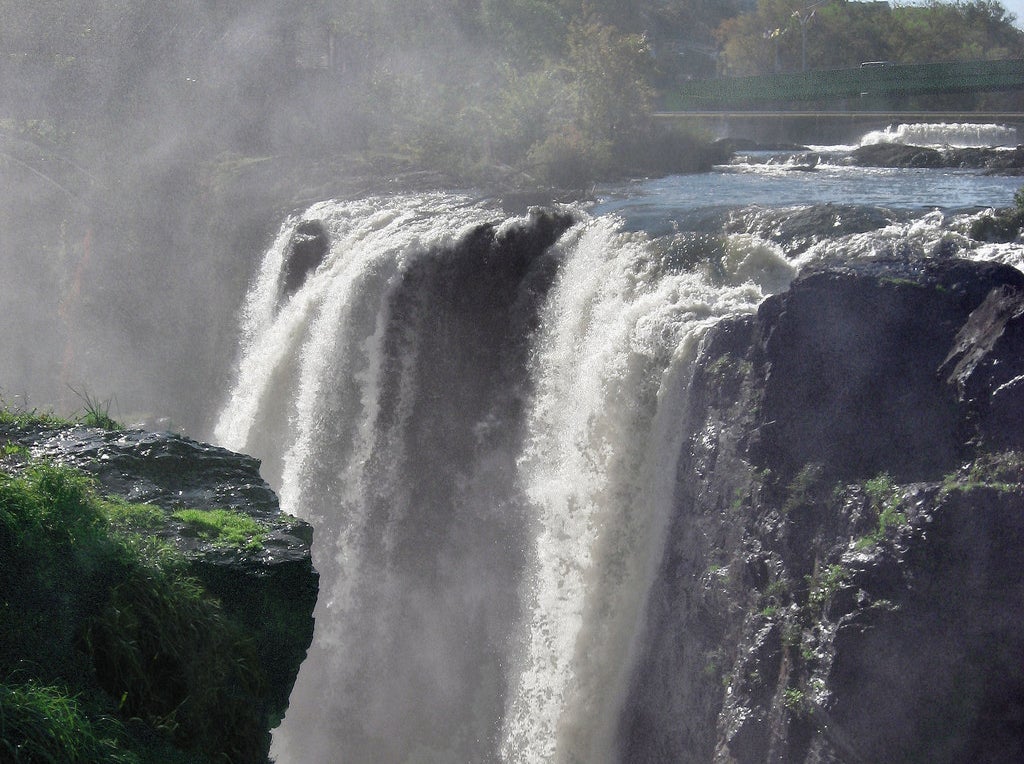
664 59 1024 109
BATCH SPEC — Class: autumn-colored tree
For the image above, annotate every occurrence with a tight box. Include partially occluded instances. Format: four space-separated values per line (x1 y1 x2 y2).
717 0 1024 75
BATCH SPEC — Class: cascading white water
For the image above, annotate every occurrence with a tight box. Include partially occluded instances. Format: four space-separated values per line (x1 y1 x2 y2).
499 221 791 764
859 121 1019 148
214 194 797 763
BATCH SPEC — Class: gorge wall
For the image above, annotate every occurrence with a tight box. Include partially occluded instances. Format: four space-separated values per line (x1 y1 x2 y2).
623 256 1024 763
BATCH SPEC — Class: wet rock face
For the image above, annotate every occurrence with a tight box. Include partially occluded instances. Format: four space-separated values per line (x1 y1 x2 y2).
25 426 281 515
752 257 1024 484
283 219 329 296
2 423 318 748
622 257 1024 764
941 284 1024 450
726 205 905 258
851 143 943 168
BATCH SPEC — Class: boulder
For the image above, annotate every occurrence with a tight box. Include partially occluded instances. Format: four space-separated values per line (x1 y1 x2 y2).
283 219 329 296
851 143 943 168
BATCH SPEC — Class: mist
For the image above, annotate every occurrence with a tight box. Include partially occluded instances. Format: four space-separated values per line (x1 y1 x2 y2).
0 0 519 433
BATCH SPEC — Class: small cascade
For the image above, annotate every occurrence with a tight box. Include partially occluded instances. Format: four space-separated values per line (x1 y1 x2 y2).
860 121 1019 148
215 194 795 763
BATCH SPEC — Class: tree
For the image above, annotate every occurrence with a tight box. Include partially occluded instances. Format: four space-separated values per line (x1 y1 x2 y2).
717 0 1024 74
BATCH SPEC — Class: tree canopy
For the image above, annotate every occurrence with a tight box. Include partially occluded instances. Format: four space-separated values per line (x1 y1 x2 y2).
716 1 1024 76
1 1 1022 184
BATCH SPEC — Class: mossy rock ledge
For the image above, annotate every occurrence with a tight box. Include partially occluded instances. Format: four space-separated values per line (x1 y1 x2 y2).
0 423 317 763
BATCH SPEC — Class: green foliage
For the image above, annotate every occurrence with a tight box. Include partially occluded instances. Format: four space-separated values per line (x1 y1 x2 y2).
2 441 29 458
86 568 265 761
782 686 805 713
171 508 266 550
0 391 120 432
782 462 827 516
0 460 269 762
805 563 849 612
98 497 167 534
0 399 72 430
0 682 137 764
526 125 611 188
855 473 906 549
565 17 653 146
718 0 1024 76
67 387 121 431
941 451 1024 495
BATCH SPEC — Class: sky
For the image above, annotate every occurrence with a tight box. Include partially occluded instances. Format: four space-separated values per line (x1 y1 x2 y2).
1002 0 1024 26
989 0 1024 27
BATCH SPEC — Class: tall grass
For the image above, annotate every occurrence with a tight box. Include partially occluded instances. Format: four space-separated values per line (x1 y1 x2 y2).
1 460 269 762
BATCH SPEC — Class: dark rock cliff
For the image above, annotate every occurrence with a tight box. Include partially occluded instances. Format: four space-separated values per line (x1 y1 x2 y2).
1 423 317 762
622 256 1024 763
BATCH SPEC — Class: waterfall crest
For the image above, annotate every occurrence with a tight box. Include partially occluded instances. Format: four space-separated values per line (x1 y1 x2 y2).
215 194 794 763
859 121 1019 148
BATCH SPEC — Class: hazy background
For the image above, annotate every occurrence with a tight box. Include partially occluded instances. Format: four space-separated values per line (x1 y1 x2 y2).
2 0 1021 436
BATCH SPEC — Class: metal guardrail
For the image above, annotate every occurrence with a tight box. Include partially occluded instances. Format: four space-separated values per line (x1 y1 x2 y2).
664 59 1024 109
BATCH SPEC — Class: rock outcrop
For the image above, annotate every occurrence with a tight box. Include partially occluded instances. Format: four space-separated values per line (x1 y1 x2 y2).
0 422 317 762
852 143 1024 171
622 256 1024 763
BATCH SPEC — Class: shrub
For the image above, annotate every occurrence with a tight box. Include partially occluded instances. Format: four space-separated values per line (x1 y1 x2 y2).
86 569 265 761
526 126 611 188
855 473 906 549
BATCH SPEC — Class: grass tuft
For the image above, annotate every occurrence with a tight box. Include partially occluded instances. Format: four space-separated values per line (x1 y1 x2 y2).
67 386 121 431
172 508 266 550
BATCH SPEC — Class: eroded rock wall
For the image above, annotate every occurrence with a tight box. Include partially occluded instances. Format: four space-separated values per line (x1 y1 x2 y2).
623 257 1024 763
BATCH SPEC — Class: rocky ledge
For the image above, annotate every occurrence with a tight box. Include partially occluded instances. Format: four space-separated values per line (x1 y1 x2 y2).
622 256 1024 762
852 142 1024 172
0 422 317 762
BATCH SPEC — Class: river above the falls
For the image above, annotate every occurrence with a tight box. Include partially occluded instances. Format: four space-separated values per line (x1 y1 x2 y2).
593 148 1023 236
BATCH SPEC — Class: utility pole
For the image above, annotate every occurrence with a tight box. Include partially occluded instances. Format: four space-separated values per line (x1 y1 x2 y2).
792 1 830 72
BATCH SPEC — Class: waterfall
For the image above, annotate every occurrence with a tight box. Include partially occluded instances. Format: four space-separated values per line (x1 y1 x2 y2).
859 121 1019 148
215 194 795 763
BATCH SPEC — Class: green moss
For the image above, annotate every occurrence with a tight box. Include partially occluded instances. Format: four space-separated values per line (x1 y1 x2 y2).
172 508 266 550
880 276 925 289
854 473 907 549
941 451 1024 496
